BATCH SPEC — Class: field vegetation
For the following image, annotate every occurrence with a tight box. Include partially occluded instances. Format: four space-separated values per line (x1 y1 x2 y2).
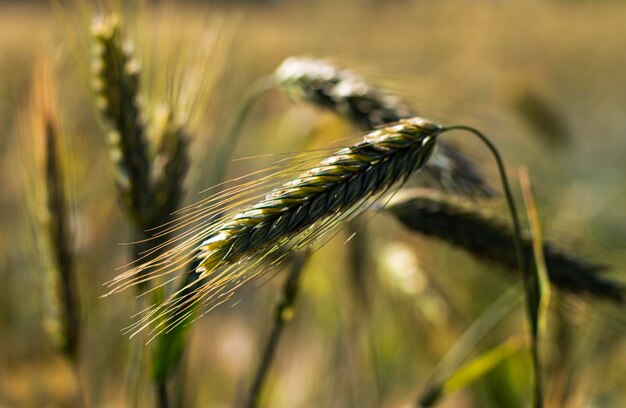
0 1 625 407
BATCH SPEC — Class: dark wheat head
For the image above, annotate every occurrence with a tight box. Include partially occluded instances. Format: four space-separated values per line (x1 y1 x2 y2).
91 15 152 225
274 56 493 198
386 189 625 303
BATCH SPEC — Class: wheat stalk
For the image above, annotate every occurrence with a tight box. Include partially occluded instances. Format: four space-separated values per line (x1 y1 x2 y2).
245 253 309 408
108 117 441 335
274 56 493 198
385 189 625 303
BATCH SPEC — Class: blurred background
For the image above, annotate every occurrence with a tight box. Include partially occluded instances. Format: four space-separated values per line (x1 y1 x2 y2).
1 0 625 407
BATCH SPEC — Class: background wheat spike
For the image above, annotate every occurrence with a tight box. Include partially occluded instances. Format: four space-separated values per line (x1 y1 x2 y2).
274 56 493 198
20 58 83 397
43 114 81 362
91 15 153 226
151 106 190 224
90 13 193 407
385 189 625 303
90 14 190 270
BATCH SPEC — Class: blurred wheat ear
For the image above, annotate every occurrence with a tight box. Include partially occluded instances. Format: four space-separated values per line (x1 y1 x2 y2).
19 57 85 407
270 59 494 387
25 58 82 364
274 56 493 198
91 15 153 227
507 78 570 147
90 15 189 284
43 107 81 363
385 189 625 303
90 13 194 408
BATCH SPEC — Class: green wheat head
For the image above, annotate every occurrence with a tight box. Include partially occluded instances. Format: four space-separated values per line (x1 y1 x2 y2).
107 117 441 337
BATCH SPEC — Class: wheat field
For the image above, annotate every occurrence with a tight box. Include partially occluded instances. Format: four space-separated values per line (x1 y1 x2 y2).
0 1 625 407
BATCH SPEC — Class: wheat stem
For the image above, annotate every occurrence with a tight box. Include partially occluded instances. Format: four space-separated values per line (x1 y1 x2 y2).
442 125 526 276
442 124 543 408
156 382 169 408
148 78 275 401
245 253 309 408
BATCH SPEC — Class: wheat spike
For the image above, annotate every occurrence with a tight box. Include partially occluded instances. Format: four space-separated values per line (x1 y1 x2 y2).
108 117 441 335
194 118 439 272
91 16 192 281
91 15 152 225
385 189 625 303
151 106 190 223
44 116 81 362
274 56 493 197
24 59 81 362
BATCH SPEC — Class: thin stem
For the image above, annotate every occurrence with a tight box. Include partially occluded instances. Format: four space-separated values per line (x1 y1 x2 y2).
441 125 542 408
345 220 382 405
245 254 309 408
520 167 549 408
346 219 370 310
156 382 169 408
127 296 147 408
70 360 88 408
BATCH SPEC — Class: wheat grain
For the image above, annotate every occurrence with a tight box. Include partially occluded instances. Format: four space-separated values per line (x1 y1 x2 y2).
193 118 437 273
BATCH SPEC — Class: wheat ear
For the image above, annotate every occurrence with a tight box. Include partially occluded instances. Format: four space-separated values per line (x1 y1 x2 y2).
25 58 81 364
275 57 493 198
91 15 153 225
91 15 189 271
191 118 438 274
23 59 85 406
108 117 441 335
43 114 81 363
151 106 190 223
385 189 625 303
